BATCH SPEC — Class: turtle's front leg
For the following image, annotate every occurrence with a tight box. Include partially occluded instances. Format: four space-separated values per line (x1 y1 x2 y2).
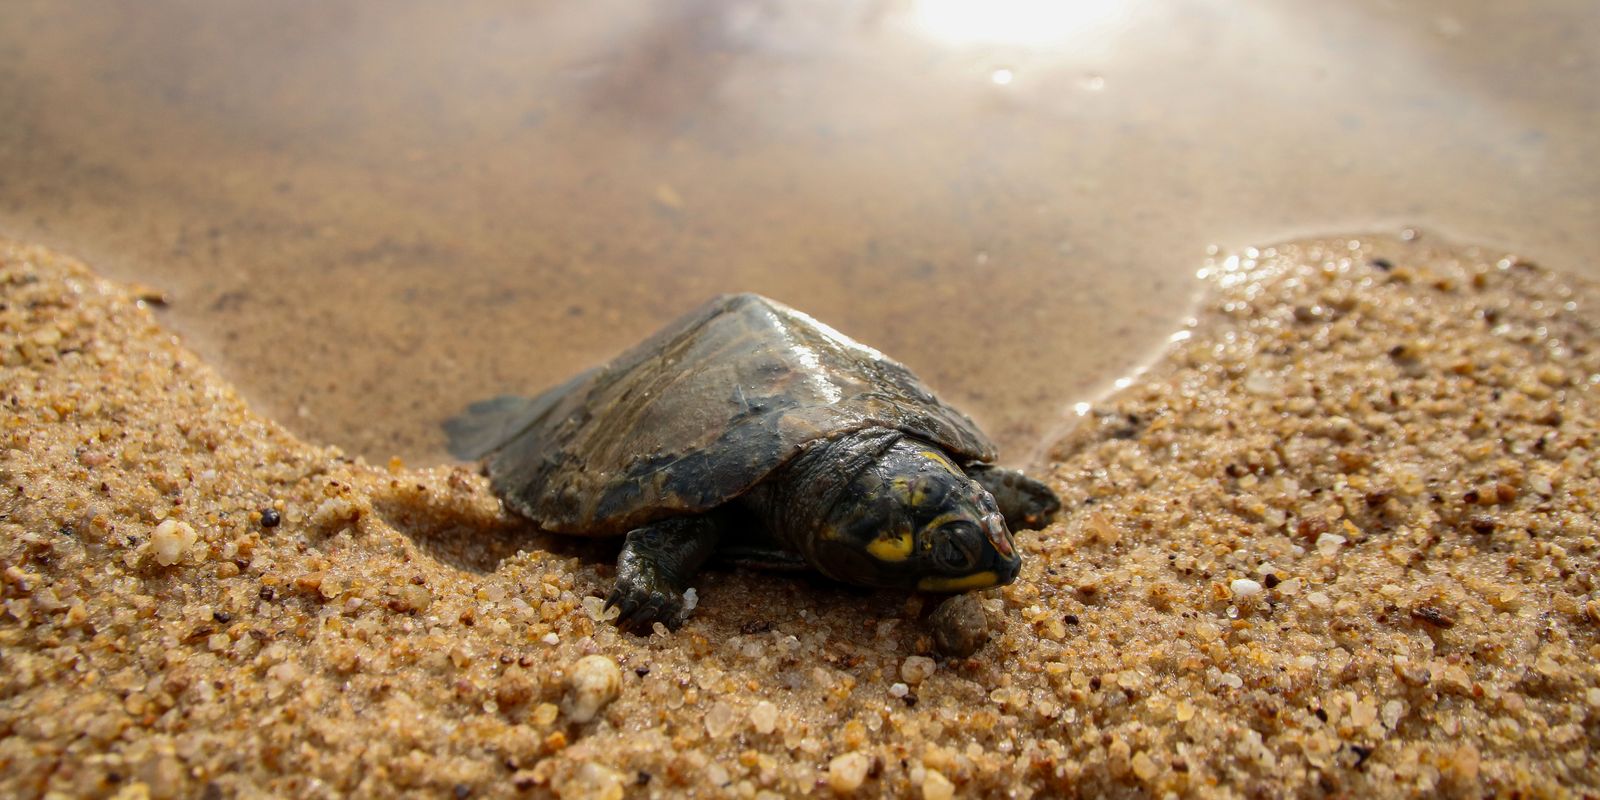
967 464 1061 530
606 516 720 633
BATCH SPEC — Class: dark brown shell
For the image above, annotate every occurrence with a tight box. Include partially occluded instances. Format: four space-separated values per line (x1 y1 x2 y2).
446 293 996 535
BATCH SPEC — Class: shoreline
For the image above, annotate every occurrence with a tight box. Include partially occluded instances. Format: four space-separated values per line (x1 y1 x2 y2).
2 234 1596 797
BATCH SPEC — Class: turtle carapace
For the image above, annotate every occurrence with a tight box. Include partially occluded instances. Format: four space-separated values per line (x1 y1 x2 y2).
446 293 1059 631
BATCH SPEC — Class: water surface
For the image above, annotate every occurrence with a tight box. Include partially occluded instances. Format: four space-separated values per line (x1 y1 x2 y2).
0 0 1594 463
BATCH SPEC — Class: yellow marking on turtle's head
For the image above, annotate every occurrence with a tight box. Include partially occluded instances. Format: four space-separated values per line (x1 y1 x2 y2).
917 571 1000 592
888 475 933 509
866 529 914 562
920 449 961 475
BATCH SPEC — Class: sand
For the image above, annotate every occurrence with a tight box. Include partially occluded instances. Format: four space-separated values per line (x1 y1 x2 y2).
1 233 1596 798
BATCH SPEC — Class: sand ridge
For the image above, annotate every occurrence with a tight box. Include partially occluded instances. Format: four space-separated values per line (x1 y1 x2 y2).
1 235 1597 798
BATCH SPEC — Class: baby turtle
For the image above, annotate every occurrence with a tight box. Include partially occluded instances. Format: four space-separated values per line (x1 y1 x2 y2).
446 293 1059 632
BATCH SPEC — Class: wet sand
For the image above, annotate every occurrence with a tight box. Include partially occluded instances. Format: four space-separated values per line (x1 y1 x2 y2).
2 1 1596 465
2 233 1596 798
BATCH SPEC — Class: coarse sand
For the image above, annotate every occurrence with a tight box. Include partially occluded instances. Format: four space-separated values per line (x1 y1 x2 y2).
1 234 1597 798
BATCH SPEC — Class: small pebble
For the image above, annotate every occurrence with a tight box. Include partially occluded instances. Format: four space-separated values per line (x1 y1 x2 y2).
900 656 936 685
396 584 432 613
1382 699 1405 729
704 701 735 738
259 508 281 528
1230 578 1263 598
827 752 870 793
749 700 779 734
1315 533 1346 556
929 593 990 657
582 596 619 622
553 762 624 800
567 654 622 723
922 768 954 800
1131 751 1159 781
150 519 198 566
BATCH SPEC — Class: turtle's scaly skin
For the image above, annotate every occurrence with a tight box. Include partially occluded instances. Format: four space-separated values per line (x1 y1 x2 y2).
449 293 996 536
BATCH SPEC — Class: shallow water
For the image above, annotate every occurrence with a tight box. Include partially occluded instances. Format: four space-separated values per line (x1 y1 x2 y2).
0 0 1595 464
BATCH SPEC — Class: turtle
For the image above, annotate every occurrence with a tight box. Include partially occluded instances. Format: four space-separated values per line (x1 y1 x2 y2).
445 293 1059 632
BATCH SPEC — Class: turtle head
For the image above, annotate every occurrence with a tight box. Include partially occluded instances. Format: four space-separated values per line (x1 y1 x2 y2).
807 436 1021 592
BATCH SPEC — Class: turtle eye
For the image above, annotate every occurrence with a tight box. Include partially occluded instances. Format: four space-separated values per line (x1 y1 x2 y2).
932 522 980 571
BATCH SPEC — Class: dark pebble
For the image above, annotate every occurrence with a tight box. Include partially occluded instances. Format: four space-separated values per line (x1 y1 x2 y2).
260 508 281 528
1369 257 1394 271
1411 605 1457 629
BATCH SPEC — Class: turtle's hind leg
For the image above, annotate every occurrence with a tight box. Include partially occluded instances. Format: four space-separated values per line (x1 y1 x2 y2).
607 516 721 633
967 464 1061 530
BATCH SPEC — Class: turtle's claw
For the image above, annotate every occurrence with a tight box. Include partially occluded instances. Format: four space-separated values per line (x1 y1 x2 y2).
606 578 684 634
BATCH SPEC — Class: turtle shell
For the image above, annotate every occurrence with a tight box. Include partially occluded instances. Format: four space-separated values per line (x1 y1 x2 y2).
446 293 997 536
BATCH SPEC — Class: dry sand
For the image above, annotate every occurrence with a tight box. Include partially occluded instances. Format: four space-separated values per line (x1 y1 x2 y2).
1 234 1596 798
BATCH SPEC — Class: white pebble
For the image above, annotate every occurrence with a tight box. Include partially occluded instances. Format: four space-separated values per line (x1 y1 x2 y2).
566 654 622 723
553 762 624 800
888 682 909 698
827 752 871 793
1315 533 1346 556
1230 578 1263 598
683 587 699 611
581 596 619 622
900 655 937 685
1307 591 1332 609
149 519 198 566
1382 699 1405 729
704 701 736 738
1244 372 1278 396
749 700 779 734
922 769 955 800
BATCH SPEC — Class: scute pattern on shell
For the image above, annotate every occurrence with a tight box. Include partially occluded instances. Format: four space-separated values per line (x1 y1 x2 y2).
455 293 996 535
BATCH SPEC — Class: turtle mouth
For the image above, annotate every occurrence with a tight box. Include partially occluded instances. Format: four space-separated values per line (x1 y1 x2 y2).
917 571 1001 592
916 548 1021 593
